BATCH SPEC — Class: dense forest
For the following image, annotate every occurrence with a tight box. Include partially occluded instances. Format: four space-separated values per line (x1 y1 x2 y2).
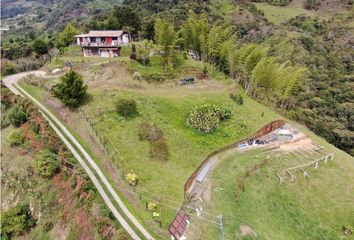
1 0 353 155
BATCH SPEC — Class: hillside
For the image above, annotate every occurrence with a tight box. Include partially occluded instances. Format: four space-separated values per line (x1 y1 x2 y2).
1 0 122 39
16 46 354 239
0 87 130 239
1 0 354 239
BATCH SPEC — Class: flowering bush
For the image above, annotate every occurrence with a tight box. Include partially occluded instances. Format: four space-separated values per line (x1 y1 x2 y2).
147 202 160 219
186 104 232 133
147 202 158 212
152 212 160 218
126 172 139 186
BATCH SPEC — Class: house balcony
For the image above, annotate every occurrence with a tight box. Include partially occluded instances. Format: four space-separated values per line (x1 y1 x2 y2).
78 41 128 47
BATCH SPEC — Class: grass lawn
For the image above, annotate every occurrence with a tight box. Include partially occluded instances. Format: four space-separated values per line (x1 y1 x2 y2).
255 1 319 25
208 137 354 239
84 86 280 224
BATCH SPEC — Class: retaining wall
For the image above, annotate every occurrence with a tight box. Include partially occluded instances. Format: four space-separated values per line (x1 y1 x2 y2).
184 119 286 195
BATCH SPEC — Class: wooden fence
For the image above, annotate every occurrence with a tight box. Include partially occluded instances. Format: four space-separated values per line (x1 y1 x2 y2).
277 152 334 183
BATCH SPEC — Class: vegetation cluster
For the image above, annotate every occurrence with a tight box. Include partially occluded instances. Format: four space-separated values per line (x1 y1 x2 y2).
187 104 232 133
1 86 130 239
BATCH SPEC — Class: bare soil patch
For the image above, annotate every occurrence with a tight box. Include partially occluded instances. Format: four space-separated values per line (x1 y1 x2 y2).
240 224 257 237
75 61 227 97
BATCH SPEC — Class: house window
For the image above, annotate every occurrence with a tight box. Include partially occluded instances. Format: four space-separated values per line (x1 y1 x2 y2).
101 37 105 42
90 37 96 43
112 37 118 40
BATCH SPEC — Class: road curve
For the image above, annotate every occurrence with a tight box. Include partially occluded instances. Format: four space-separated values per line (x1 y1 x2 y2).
2 72 155 240
2 71 46 95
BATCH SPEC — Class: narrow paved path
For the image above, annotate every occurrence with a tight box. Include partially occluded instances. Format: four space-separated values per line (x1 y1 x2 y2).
2 72 155 240
2 71 46 95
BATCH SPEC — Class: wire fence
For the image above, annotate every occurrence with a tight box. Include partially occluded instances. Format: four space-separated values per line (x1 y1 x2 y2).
77 105 226 230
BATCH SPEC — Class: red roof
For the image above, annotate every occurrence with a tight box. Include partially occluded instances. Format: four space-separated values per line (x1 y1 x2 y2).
169 209 190 240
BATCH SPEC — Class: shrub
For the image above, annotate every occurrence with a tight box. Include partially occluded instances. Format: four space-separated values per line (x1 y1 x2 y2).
143 73 166 82
1 204 34 239
203 65 208 75
138 122 163 141
113 229 131 240
34 149 59 177
137 57 150 66
230 92 244 105
32 38 49 56
300 36 315 51
126 172 139 186
133 72 142 81
2 62 17 76
187 104 232 133
16 55 50 72
7 128 25 146
52 70 87 108
138 122 169 161
23 74 47 87
150 138 169 161
7 105 28 127
1 114 10 129
115 98 137 117
147 202 158 212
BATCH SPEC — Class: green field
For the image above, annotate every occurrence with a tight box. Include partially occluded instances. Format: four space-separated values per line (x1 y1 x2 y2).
18 54 354 239
80 60 282 227
255 1 319 25
18 55 281 233
206 136 354 239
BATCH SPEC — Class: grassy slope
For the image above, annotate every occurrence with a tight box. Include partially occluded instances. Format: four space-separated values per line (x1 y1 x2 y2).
84 84 279 222
209 127 354 239
18 55 281 228
2 125 78 239
17 81 154 239
17 54 354 239
254 1 329 25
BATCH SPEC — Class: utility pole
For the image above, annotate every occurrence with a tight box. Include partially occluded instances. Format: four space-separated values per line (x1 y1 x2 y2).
219 215 223 240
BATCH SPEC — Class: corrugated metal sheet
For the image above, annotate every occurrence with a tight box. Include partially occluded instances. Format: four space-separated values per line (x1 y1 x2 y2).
196 162 211 183
169 210 190 240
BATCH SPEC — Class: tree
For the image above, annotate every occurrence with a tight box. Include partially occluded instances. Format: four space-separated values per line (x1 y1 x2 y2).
181 11 208 55
32 38 49 55
104 6 141 39
130 43 137 60
55 22 78 49
34 149 58 177
137 40 150 66
7 105 28 127
1 204 34 239
154 18 177 72
52 70 87 108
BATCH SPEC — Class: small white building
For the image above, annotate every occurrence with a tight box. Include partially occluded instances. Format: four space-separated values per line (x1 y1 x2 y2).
75 30 130 57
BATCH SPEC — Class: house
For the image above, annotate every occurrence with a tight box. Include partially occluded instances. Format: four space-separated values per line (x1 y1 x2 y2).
75 30 130 57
